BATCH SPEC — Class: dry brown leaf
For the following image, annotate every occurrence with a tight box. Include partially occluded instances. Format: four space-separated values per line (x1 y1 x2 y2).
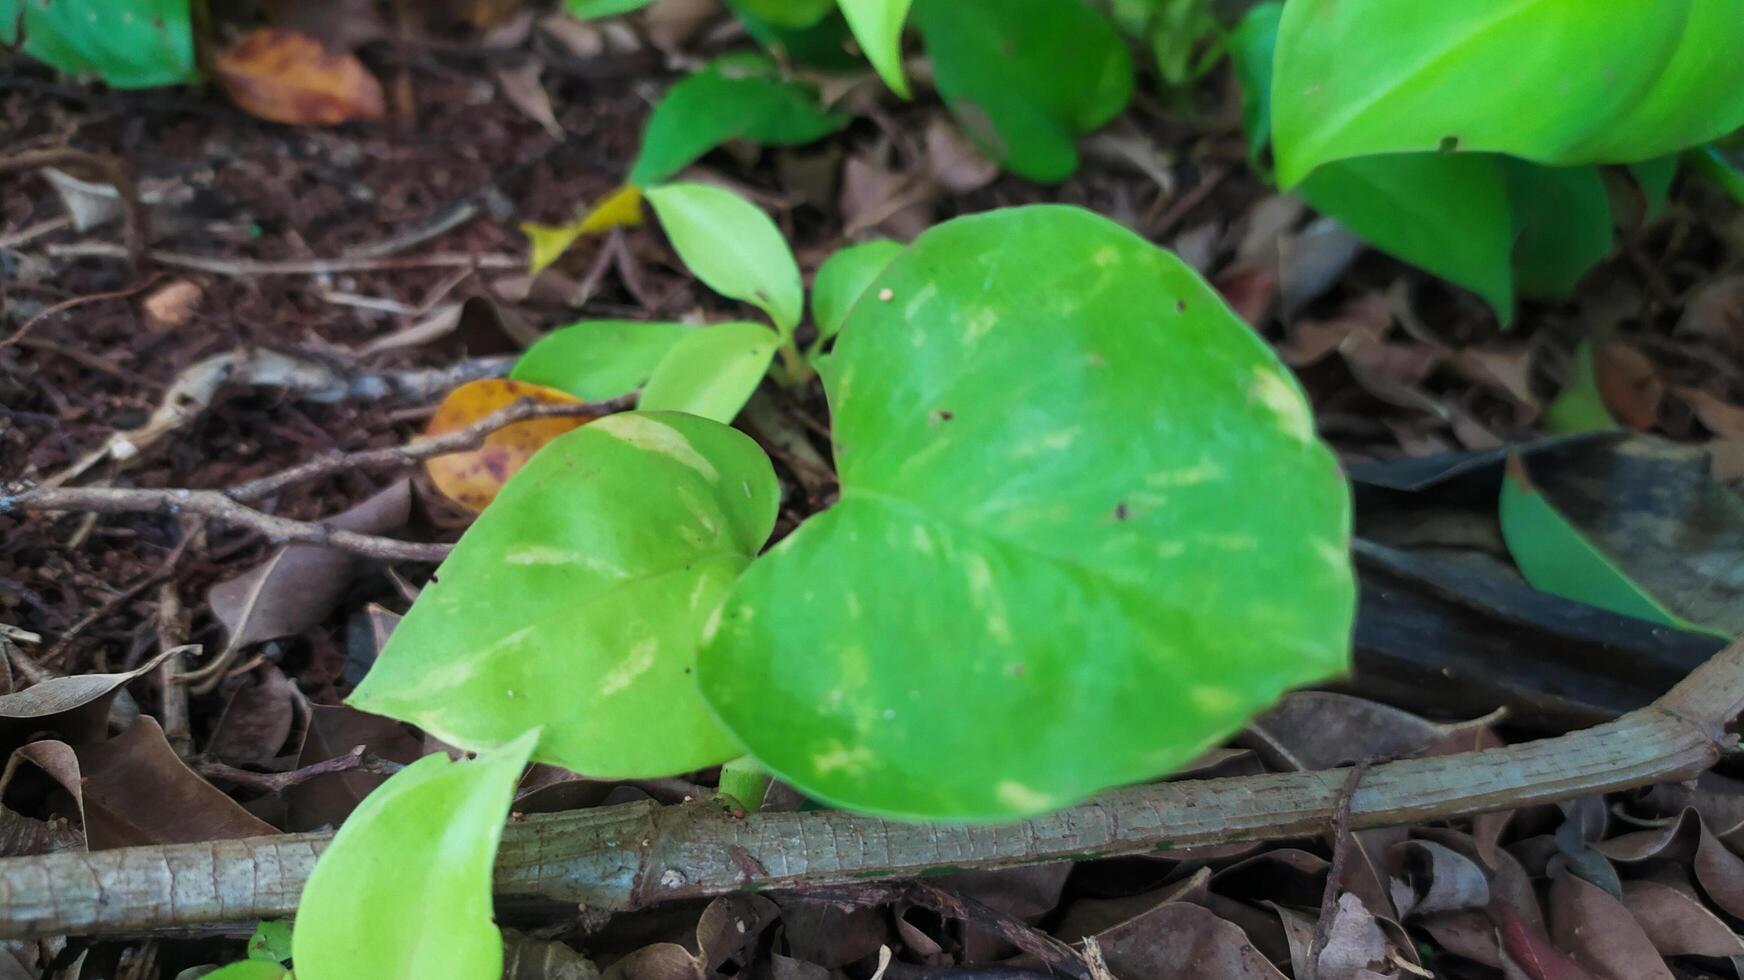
1596 808 1744 919
839 154 933 240
286 704 424 832
0 648 176 747
1592 341 1662 430
1492 898 1596 980
1675 385 1744 438
205 666 297 768
776 899 888 969
1679 274 1744 350
1620 879 1744 958
1317 893 1391 980
1244 691 1495 771
1387 838 1491 919
505 931 602 979
1091 902 1287 979
496 60 563 138
1549 868 1673 980
1278 295 1392 367
924 115 999 195
215 28 386 126
1054 868 1213 943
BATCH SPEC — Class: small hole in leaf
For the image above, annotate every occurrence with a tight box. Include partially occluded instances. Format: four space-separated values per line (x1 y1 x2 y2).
1438 135 1460 153
1175 300 1187 314
1114 502 1129 521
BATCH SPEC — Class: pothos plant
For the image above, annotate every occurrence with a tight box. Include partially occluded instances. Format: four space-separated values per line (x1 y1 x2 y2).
289 201 1356 977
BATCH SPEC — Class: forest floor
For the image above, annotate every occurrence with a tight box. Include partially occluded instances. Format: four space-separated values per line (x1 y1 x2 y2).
5 5 1744 979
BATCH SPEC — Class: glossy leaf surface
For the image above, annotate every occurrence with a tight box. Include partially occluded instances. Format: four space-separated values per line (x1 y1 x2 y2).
512 320 694 402
699 207 1355 820
646 182 804 338
292 732 537 980
353 414 779 777
637 322 778 423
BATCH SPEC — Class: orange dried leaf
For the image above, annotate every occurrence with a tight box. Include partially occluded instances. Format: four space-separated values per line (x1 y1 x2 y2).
424 379 589 512
215 29 386 126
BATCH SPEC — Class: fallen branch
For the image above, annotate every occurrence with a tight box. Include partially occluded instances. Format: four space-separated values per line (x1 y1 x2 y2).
197 747 405 795
0 485 450 563
0 639 1739 939
46 242 522 277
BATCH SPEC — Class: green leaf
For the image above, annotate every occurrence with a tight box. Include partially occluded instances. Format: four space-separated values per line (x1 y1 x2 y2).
911 0 1132 183
1272 0 1744 187
810 239 905 347
1502 159 1613 301
291 731 538 980
1631 155 1680 219
838 0 913 97
1499 437 1737 637
646 182 804 338
629 58 851 188
1228 3 1283 169
0 0 196 88
637 322 779 422
511 321 695 401
204 964 289 980
727 0 861 69
1298 153 1515 322
1543 341 1618 434
734 0 835 26
247 921 294 963
698 207 1354 820
349 414 778 778
565 0 655 16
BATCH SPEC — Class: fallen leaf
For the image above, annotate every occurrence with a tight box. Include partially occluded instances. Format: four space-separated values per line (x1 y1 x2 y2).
696 894 780 971
776 899 888 969
1244 691 1495 770
839 152 933 240
1678 273 1744 351
1596 808 1744 919
1592 342 1662 430
496 60 562 138
1388 838 1491 918
1548 868 1672 980
215 28 386 126
208 481 412 652
522 184 644 275
1620 879 1744 957
0 648 176 747
1054 868 1213 943
923 115 998 194
505 931 603 980
424 379 592 512
1091 902 1287 979
1675 385 1744 438
205 666 296 767
1491 899 1596 980
285 705 425 832
1317 893 1391 980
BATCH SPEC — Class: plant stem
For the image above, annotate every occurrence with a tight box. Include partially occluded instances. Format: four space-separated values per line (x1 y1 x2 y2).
776 341 816 388
1688 145 1744 205
716 756 772 813
0 638 1741 939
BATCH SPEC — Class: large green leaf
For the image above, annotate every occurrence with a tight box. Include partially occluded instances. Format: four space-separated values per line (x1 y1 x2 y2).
646 182 804 339
1503 159 1613 301
0 0 196 88
911 0 1132 183
1298 153 1515 322
637 321 779 422
629 56 850 188
1499 436 1739 637
809 239 905 347
1228 2 1283 169
734 0 836 27
838 0 914 97
698 207 1355 821
350 414 779 777
1272 0 1744 187
727 0 861 70
511 321 695 401
292 732 537 980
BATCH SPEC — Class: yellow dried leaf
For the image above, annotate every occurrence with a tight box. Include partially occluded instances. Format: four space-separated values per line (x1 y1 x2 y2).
424 379 590 513
215 28 386 126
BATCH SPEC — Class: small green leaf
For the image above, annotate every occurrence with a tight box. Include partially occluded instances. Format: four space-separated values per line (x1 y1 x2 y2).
1272 0 1744 187
0 0 196 88
727 0 861 69
511 321 695 401
1299 154 1515 322
911 0 1132 182
564 0 655 16
291 731 538 980
733 0 836 26
1228 3 1283 169
646 182 804 338
630 58 850 188
638 322 779 423
1503 160 1613 301
350 414 778 778
246 921 294 963
1499 438 1737 637
838 0 914 97
1543 341 1618 435
699 207 1354 820
810 239 905 347
204 964 289 980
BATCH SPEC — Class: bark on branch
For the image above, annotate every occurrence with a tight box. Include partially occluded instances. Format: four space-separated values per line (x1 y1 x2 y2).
1 640 1741 940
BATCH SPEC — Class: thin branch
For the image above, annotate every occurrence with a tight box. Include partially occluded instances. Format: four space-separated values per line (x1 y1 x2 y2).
1 485 450 563
226 395 633 502
0 639 1740 939
197 747 405 795
2 275 161 348
46 242 522 277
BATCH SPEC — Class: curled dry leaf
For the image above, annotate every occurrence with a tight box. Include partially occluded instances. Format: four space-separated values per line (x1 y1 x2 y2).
1091 901 1286 979
1387 838 1491 919
1317 893 1392 980
215 28 386 126
1678 273 1744 351
1244 691 1495 771
1596 807 1744 919
504 931 603 980
286 704 424 832
424 379 592 512
1592 342 1662 431
205 666 296 768
1491 899 1595 980
1620 879 1744 957
1548 868 1673 980
0 648 176 747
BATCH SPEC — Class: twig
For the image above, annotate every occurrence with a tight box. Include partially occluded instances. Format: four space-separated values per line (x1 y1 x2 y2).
196 747 405 795
2 486 451 563
46 242 522 277
154 576 193 759
226 395 633 502
37 533 195 669
2 275 161 349
0 148 146 267
1307 763 1368 980
2 639 1742 939
1146 164 1230 238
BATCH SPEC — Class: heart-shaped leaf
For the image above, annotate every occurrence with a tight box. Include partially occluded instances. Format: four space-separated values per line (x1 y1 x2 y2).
698 207 1354 820
1272 0 1744 187
292 730 537 980
512 320 694 401
646 182 804 339
838 0 914 97
1 0 196 88
351 413 779 777
638 321 779 423
810 239 905 347
630 56 850 188
911 0 1132 183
